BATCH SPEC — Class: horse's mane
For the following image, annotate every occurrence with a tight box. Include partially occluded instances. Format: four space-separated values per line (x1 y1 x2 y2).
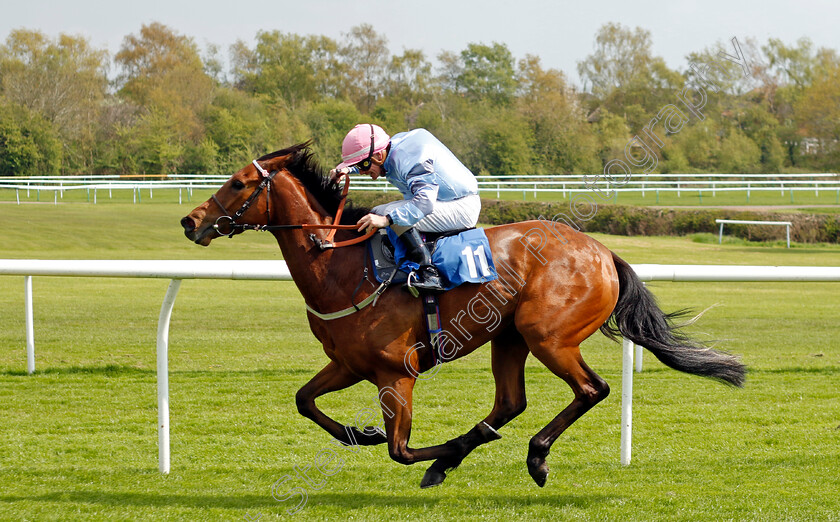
258 142 371 225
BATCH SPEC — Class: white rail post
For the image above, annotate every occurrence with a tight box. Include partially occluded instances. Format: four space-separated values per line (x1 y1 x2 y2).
25 276 35 375
157 278 181 474
635 342 643 372
621 337 634 466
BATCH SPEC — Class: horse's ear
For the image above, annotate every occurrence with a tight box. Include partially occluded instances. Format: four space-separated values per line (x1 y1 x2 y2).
259 153 294 173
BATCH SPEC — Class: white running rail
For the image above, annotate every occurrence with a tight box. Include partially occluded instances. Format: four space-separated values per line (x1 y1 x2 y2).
1 260 839 472
3 173 840 203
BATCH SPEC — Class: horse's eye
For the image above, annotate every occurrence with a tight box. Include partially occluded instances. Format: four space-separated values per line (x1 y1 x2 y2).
232 180 245 190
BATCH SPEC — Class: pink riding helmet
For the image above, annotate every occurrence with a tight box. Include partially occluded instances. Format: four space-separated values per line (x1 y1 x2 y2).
335 124 391 170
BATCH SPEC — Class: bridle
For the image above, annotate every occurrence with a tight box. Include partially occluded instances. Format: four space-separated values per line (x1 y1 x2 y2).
212 160 277 236
211 159 375 250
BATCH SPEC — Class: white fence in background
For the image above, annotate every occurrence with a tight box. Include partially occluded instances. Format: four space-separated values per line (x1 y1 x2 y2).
2 173 840 203
1 259 839 473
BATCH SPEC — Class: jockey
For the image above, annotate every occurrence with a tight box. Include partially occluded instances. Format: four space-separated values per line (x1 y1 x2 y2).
330 124 480 293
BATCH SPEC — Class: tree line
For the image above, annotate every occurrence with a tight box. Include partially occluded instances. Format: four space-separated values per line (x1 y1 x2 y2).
1 22 838 177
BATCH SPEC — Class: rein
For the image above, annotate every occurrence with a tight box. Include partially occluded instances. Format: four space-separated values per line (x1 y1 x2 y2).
212 160 375 250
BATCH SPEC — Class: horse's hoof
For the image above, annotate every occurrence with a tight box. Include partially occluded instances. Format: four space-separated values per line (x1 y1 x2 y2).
527 456 549 487
420 468 447 488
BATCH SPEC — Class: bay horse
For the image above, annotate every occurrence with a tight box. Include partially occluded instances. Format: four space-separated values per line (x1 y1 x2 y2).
180 143 745 488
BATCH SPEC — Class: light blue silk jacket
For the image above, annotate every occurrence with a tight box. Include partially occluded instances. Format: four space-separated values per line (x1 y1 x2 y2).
374 129 478 226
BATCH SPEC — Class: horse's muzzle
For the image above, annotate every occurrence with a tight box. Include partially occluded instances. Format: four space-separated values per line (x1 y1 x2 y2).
180 215 209 245
180 216 196 234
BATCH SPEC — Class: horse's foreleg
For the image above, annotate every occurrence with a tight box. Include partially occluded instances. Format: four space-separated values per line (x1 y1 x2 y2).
421 326 530 488
376 375 465 467
296 360 387 446
525 343 610 487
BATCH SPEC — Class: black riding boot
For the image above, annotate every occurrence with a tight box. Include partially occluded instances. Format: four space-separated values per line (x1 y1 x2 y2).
398 227 445 293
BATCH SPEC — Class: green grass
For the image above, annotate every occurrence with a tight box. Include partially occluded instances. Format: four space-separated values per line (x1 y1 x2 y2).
1 201 840 520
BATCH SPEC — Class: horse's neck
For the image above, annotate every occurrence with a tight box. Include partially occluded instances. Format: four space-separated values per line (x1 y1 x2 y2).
268 188 364 310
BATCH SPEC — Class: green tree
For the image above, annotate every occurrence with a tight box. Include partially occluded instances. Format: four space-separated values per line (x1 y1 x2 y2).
340 24 390 112
0 29 108 172
203 87 307 172
428 95 533 176
578 23 684 136
0 101 62 176
516 55 599 173
578 23 661 97
384 49 433 112
591 109 631 166
763 37 817 89
457 42 517 106
670 120 719 172
300 98 363 165
115 22 213 140
241 31 344 109
755 37 834 167
476 112 534 176
435 50 462 93
795 63 840 166
717 128 761 173
732 105 784 172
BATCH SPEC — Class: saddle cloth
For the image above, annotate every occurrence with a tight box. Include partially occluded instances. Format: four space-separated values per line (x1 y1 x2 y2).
368 227 498 290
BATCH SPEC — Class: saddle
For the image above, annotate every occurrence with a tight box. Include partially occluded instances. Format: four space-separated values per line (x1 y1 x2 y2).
367 226 498 368
368 228 470 285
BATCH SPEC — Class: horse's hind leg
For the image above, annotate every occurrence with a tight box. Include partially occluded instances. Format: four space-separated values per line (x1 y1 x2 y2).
421 326 530 488
524 341 610 487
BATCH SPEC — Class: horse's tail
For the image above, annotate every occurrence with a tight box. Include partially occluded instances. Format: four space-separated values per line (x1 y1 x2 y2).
600 252 746 387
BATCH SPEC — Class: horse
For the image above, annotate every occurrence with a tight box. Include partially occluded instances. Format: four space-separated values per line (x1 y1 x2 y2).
180 143 745 488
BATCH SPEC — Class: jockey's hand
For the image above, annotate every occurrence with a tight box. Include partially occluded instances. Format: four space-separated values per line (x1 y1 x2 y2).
357 213 390 233
329 167 352 184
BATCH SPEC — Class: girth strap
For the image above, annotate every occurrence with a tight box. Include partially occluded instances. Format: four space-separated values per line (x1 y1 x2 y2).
422 294 442 366
305 280 390 321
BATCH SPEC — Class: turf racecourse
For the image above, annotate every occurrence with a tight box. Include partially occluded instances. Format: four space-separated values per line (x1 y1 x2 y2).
1 199 839 521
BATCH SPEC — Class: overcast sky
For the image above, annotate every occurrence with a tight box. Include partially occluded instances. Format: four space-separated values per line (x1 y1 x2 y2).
1 0 836 86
